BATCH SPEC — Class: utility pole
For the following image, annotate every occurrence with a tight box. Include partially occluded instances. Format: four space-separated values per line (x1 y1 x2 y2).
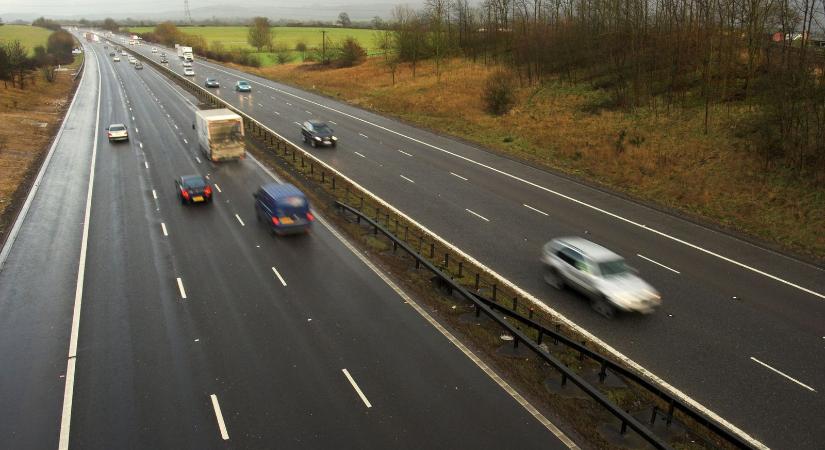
321 30 327 64
184 0 193 25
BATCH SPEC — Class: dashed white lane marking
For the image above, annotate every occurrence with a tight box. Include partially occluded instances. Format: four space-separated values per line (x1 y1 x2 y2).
271 96 277 100
273 111 280 115
129 107 132 111
214 183 222 193
176 277 187 299
195 157 202 163
174 124 178 129
210 394 230 440
342 369 372 408
161 223 168 236
235 214 245 226
152 189 157 199
400 175 414 184
286 102 292 106
258 103 264 107
135 127 139 133
398 149 412 157
450 172 468 181
144 161 149 169
353 152 366 158
750 357 816 392
293 121 301 126
305 110 312 114
465 208 490 222
637 254 681 274
271 267 287 287
329 121 337 125
131 116 135 120
139 142 143 149
358 133 368 139
523 204 549 216
183 138 188 144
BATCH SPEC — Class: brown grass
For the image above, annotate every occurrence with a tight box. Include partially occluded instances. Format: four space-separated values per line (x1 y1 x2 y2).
231 57 825 262
0 61 81 240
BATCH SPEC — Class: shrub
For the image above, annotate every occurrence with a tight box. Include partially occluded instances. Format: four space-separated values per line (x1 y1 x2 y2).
331 37 366 68
483 70 516 115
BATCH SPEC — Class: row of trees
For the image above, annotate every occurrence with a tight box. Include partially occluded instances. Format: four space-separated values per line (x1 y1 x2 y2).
0 28 76 89
375 0 825 177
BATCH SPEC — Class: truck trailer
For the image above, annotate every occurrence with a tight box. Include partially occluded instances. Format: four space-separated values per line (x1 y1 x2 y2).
177 46 193 60
195 109 245 161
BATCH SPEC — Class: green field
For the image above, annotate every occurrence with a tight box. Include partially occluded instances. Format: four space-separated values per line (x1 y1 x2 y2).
127 26 380 65
0 25 54 56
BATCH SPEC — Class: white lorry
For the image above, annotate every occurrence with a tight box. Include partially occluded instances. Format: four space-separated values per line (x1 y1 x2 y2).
195 109 245 161
177 45 194 61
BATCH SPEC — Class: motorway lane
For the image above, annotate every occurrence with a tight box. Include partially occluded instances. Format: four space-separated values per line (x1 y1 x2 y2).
0 44 98 449
120 39 825 448
63 38 569 449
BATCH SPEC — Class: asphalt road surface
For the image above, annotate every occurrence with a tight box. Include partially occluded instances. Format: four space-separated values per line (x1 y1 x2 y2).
117 36 825 449
0 38 572 449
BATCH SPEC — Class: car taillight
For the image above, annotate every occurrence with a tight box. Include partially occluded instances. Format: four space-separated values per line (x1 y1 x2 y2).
306 212 315 222
181 189 190 199
204 185 212 195
271 217 280 225
107 132 112 137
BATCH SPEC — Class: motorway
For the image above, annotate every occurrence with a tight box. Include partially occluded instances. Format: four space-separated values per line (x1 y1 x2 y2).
118 37 825 448
0 38 572 449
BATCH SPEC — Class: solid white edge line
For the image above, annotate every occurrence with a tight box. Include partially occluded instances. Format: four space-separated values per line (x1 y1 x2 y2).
235 214 245 227
358 133 368 139
465 208 490 222
449 172 468 181
637 254 681 274
271 267 287 287
329 121 337 125
161 222 168 236
203 62 822 301
523 203 549 216
183 138 188 144
750 357 816 392
214 183 222 193
58 42 100 450
353 152 366 158
171 60 768 449
341 369 372 408
400 175 414 184
0 42 88 272
209 394 230 440
176 277 187 299
398 149 412 157
195 157 201 164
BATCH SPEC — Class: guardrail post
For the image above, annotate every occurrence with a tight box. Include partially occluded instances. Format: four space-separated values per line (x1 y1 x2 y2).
359 196 364 210
404 225 409 242
392 241 397 253
666 400 675 426
430 243 435 258
310 162 314 175
474 273 480 290
579 342 586 361
537 329 544 345
444 253 449 271
528 308 534 320
492 284 497 301
620 419 628 435
513 336 519 349
301 155 305 168
650 406 658 425
512 297 518 311
599 362 607 383
458 261 463 277
332 176 336 191
321 171 325 183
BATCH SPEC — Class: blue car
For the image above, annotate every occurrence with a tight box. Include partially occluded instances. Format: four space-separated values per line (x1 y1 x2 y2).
234 81 251 92
254 183 314 235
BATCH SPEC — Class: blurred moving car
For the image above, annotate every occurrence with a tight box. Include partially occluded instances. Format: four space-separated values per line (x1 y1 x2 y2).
175 175 212 205
182 61 192 68
234 81 251 92
300 120 337 148
113 55 121 62
254 183 314 235
183 68 195 76
151 47 158 53
106 123 129 142
204 77 220 88
160 57 168 64
135 62 143 70
540 237 661 318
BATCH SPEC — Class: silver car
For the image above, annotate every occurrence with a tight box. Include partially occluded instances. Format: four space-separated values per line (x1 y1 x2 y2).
541 237 661 317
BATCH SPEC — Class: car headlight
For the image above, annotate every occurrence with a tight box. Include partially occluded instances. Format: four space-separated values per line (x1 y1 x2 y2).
314 136 322 141
331 136 338 141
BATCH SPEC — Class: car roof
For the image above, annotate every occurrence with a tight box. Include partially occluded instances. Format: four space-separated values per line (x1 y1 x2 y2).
260 183 304 200
308 120 327 127
237 80 249 84
554 237 622 261
181 174 205 183
109 123 126 128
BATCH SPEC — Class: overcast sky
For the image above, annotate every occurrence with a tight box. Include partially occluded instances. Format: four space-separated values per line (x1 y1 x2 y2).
0 0 423 21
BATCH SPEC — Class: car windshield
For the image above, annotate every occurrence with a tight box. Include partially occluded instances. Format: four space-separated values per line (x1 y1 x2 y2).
313 124 331 134
184 178 205 188
207 78 215 82
598 259 629 276
109 125 125 131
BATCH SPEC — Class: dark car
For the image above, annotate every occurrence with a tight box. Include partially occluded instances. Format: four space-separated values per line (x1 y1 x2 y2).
234 81 251 92
135 62 143 70
175 175 212 205
205 77 220 88
160 57 168 64
301 120 337 148
109 51 116 57
254 183 314 235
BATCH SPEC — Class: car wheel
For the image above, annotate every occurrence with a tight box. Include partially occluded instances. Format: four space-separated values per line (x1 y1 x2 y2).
331 142 337 148
591 297 616 319
543 267 564 289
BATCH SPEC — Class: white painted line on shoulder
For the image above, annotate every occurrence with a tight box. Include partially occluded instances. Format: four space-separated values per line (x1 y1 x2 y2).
161 222 168 236
465 208 490 222
235 214 245 226
271 267 287 287
139 142 143 149
152 189 157 199
637 254 680 274
174 124 178 129
400 175 415 184
214 183 222 193
398 149 412 157
258 103 264 107
183 138 188 144
750 357 816 392
273 111 280 115
353 152 366 158
135 127 139 133
305 110 312 114
176 277 187 299
286 102 292 106
450 172 468 181
58 44 101 450
329 121 337 125
195 156 202 163
342 369 372 408
144 161 149 169
293 121 301 126
523 204 549 216
209 394 230 440
358 133 368 139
